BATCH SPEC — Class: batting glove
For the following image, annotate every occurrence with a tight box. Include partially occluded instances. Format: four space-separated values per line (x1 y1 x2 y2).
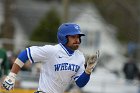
85 50 100 74
2 72 16 90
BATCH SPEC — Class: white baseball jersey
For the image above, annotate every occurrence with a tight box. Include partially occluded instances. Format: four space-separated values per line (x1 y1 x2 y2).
26 43 85 93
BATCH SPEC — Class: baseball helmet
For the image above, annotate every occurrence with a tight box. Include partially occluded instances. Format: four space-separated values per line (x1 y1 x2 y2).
57 23 85 44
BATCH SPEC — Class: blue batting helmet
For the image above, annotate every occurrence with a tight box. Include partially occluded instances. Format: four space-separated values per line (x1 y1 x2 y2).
57 23 85 44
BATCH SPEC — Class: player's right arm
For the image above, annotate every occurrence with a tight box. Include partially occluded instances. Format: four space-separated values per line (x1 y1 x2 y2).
2 45 55 90
2 50 28 90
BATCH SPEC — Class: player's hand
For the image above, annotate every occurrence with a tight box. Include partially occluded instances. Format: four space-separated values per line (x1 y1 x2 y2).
85 50 99 74
2 72 16 91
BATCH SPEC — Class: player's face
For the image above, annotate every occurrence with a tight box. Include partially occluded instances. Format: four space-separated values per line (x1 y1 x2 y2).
66 35 80 50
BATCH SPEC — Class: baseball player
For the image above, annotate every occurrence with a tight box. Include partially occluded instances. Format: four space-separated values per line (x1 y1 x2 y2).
2 23 99 93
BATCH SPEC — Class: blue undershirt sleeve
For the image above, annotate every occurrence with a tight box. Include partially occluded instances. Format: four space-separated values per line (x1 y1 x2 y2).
17 50 29 63
75 71 90 88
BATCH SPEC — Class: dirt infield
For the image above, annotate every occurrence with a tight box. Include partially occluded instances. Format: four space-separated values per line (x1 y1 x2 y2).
0 88 35 93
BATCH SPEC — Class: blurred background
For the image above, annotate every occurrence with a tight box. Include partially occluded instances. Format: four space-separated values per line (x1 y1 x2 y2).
0 0 140 93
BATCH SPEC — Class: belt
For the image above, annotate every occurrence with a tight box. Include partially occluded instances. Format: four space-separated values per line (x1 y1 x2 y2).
34 91 46 93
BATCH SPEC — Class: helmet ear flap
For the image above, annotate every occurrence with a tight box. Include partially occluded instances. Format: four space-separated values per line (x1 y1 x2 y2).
63 36 68 44
65 36 68 44
57 33 67 44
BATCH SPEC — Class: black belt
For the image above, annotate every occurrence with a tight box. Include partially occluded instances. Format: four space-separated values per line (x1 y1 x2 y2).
34 91 46 93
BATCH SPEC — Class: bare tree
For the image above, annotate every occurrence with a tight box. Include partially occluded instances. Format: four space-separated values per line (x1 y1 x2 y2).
0 0 15 50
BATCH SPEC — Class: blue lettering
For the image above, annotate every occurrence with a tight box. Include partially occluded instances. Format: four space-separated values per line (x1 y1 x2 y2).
71 64 75 71
75 65 80 72
68 64 72 70
64 63 68 70
54 63 80 72
54 64 61 71
60 63 65 70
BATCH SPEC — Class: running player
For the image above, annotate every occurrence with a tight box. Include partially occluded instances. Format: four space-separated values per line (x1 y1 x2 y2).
2 23 99 93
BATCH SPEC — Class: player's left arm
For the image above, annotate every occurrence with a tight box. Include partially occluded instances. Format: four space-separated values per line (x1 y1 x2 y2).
75 50 99 88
